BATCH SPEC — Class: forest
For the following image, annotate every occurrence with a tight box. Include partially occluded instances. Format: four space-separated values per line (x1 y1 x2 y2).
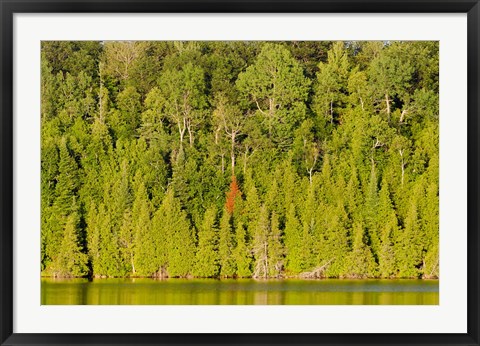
41 41 439 279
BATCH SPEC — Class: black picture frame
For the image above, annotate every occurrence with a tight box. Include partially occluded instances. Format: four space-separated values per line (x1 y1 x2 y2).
1 1 479 345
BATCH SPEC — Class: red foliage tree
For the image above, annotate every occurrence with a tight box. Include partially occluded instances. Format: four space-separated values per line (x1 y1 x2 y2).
225 175 242 215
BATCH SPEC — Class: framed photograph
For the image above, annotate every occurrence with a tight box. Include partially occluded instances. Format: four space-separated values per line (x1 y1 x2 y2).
1 1 478 345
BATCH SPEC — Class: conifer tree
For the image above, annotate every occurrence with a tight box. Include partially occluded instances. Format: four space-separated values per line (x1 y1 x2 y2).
243 180 260 256
364 166 381 262
421 182 439 278
151 207 169 277
397 183 424 278
345 222 377 278
118 209 135 274
317 203 350 277
300 183 317 271
377 180 398 277
44 138 80 273
218 208 236 277
225 175 242 215
268 211 284 277
131 180 155 276
284 203 303 275
95 203 123 277
158 189 195 277
52 211 88 277
252 204 270 279
194 206 220 277
234 220 252 277
54 137 80 217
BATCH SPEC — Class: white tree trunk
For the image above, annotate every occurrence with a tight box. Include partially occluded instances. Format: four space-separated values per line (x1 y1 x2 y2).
385 92 391 122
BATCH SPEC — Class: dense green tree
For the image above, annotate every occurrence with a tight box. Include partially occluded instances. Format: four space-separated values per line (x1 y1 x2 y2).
284 203 303 275
131 180 154 276
234 220 252 277
158 189 196 277
88 203 123 277
43 137 80 272
158 61 207 149
194 206 220 277
237 43 310 148
396 183 424 278
54 137 80 216
283 41 331 78
218 209 236 277
313 41 351 125
42 41 102 78
299 182 318 271
376 180 399 277
367 42 415 122
51 211 88 277
268 211 284 277
345 222 377 278
252 204 271 278
107 86 142 140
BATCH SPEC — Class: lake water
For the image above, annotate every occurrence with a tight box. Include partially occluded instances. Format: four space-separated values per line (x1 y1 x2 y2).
41 278 438 305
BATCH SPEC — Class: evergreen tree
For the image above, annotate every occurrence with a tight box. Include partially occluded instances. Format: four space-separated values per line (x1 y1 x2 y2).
234 220 252 277
89 203 123 277
225 175 242 215
377 180 398 277
53 137 80 217
131 180 155 276
268 212 284 277
345 222 377 278
396 183 424 278
194 206 220 277
299 183 317 271
421 181 439 278
43 138 80 273
284 203 303 275
52 211 88 277
218 209 236 277
364 166 381 262
252 204 270 279
158 189 195 277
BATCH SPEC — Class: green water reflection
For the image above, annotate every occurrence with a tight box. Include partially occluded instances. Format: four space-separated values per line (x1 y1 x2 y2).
41 278 439 305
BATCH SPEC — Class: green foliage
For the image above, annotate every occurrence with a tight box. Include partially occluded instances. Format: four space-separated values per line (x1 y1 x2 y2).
237 43 310 147
131 180 155 276
376 180 398 277
194 206 220 277
42 41 101 79
41 41 439 279
313 41 351 125
284 204 303 274
157 189 196 277
234 220 252 277
218 209 236 277
108 86 142 140
268 211 284 277
51 212 88 277
345 222 377 278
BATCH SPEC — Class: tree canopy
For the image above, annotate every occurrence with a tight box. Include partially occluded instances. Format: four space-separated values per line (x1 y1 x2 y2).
41 41 439 279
